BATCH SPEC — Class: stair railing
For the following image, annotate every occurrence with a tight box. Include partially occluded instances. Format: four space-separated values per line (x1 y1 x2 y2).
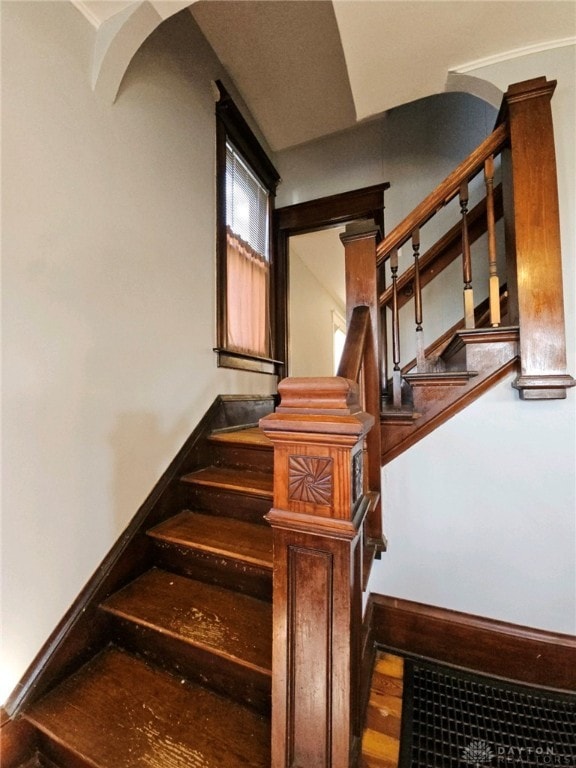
260 377 376 766
260 75 574 768
260 226 383 766
378 123 508 406
377 76 574 403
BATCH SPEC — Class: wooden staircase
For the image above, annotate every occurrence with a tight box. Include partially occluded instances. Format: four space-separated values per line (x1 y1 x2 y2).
4 422 275 767
3 77 575 768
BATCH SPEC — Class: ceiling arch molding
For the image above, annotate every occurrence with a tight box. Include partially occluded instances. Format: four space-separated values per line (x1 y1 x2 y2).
444 73 503 110
79 0 575 145
89 1 193 103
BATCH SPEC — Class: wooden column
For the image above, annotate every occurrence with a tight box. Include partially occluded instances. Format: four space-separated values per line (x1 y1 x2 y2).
502 77 575 399
340 223 383 544
260 377 374 768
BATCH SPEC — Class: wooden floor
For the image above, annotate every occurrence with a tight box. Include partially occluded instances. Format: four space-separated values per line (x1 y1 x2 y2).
361 651 404 768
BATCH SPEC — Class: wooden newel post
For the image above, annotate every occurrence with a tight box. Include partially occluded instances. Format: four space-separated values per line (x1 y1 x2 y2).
260 377 375 768
502 76 575 399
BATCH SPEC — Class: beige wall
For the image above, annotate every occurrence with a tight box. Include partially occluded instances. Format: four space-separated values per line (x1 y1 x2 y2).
289 250 344 378
0 2 275 702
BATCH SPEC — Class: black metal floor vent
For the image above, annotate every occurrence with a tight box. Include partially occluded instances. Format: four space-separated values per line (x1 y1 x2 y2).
397 654 575 768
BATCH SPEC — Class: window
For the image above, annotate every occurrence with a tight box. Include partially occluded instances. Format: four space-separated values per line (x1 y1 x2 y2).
215 82 281 374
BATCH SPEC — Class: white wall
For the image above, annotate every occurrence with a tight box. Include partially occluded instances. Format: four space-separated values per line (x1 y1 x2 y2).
373 48 576 635
277 54 575 634
0 2 276 703
275 92 495 230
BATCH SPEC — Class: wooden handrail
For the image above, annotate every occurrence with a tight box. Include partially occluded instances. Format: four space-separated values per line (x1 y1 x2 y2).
376 122 508 265
337 306 370 382
340 224 383 546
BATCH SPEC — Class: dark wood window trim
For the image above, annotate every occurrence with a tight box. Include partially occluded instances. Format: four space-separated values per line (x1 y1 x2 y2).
215 81 281 375
273 183 390 379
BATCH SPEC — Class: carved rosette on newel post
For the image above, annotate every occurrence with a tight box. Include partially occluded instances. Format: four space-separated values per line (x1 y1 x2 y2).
260 376 375 768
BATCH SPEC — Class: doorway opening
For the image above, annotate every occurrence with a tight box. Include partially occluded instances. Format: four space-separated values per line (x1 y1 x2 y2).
273 184 389 379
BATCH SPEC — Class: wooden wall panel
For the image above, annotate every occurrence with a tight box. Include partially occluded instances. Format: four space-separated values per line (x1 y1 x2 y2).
288 547 333 767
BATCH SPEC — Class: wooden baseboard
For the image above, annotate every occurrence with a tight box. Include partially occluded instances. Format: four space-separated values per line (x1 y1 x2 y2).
367 593 575 692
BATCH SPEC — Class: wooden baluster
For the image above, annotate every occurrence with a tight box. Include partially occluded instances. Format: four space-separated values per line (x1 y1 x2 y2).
412 228 426 371
377 261 389 404
390 248 402 407
484 156 500 327
460 181 475 329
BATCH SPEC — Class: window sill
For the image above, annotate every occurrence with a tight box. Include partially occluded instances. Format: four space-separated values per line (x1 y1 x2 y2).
214 348 283 376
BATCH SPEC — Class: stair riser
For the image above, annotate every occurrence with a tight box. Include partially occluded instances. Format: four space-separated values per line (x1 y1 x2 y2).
210 444 273 473
442 346 467 370
0 714 38 768
36 755 61 768
107 620 271 715
33 734 91 768
151 541 272 601
178 486 272 525
9 758 42 768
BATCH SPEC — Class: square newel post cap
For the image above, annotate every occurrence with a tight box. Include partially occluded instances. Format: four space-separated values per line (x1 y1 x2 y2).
340 219 381 246
260 377 375 528
260 376 374 442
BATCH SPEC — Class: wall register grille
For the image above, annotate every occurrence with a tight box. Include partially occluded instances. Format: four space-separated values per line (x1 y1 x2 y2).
398 656 575 768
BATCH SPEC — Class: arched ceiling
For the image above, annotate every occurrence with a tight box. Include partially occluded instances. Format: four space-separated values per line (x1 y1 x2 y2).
74 0 575 151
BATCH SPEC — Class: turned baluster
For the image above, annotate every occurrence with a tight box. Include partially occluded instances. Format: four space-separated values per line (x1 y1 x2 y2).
484 156 501 327
412 228 426 371
390 248 402 407
460 181 475 329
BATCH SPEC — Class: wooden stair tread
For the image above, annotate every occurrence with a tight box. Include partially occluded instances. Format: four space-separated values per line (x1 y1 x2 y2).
25 647 270 768
442 324 520 359
404 370 478 387
148 511 273 569
380 405 420 425
362 651 404 766
101 568 272 674
182 466 273 497
209 427 272 449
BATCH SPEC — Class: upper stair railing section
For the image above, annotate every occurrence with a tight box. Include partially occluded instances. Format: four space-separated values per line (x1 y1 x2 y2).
379 123 507 407
378 76 574 406
260 76 574 768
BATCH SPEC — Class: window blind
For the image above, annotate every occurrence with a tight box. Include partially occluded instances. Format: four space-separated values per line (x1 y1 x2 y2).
225 140 269 261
